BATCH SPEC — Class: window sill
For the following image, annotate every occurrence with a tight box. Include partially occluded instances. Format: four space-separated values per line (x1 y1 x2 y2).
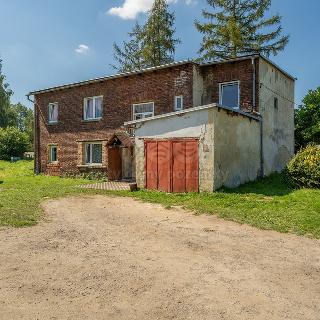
48 122 59 125
48 162 59 165
82 118 102 123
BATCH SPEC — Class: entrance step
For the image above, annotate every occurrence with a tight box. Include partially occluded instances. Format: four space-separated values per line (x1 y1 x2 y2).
80 181 137 191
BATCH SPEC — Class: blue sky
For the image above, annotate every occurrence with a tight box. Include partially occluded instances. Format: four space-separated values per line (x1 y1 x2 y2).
0 0 319 108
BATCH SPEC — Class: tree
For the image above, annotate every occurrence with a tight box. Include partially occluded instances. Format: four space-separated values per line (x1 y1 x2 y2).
295 87 320 150
112 23 146 73
0 59 14 127
141 0 180 67
0 127 29 160
195 0 289 61
113 0 180 72
10 103 34 149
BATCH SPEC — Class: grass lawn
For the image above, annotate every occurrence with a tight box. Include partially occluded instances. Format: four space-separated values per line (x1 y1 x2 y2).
0 160 101 227
110 175 320 239
1 160 320 238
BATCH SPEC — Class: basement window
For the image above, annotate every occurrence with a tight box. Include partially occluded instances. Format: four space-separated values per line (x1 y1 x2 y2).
132 102 154 120
84 96 103 121
84 143 102 165
48 103 58 123
49 145 58 163
174 96 183 111
219 81 240 109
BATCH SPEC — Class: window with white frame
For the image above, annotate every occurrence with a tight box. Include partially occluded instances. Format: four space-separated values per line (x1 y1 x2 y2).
48 103 58 123
219 81 240 109
174 96 183 111
84 96 103 120
132 102 154 120
84 143 103 165
49 145 58 163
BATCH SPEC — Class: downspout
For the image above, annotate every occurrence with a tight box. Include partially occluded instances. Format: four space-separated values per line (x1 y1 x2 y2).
251 57 256 111
252 56 264 177
26 94 39 174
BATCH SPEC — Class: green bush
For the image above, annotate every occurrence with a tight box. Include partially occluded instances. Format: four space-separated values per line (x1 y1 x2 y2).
286 144 320 188
0 127 29 160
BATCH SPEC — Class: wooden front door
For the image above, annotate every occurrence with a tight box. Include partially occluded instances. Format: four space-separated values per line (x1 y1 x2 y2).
108 146 122 181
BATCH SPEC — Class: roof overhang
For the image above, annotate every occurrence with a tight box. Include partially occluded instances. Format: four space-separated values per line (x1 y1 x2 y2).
124 103 261 127
27 54 295 97
27 60 195 96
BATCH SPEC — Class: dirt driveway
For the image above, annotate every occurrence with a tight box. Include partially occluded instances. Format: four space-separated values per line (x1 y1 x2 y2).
0 196 319 320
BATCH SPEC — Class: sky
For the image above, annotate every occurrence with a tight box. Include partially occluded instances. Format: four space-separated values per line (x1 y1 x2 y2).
0 0 319 108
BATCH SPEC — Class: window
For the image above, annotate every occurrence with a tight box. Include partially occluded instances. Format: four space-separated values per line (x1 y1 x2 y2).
49 145 58 163
132 102 154 120
219 81 240 109
274 97 278 109
84 96 103 120
174 96 183 111
48 103 58 123
84 143 102 165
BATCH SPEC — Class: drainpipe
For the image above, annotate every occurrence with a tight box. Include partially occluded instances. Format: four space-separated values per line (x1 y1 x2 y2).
259 118 264 178
26 94 39 174
252 57 264 177
251 57 256 111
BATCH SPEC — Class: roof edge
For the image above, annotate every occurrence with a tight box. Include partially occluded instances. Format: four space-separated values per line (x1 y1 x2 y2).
124 104 261 126
200 54 296 81
28 60 195 96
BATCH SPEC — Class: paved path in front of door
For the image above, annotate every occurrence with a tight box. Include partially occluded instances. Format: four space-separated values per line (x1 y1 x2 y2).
80 181 136 191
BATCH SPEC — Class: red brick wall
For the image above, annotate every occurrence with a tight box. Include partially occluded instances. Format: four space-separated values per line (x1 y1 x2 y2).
35 63 194 175
200 58 259 113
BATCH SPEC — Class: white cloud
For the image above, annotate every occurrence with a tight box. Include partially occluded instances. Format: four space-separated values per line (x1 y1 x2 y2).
108 0 195 20
75 44 90 55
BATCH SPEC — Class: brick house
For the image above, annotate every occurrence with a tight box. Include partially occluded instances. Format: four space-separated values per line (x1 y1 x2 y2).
28 54 295 189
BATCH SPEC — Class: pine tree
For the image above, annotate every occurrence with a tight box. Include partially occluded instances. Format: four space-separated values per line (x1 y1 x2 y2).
195 0 289 61
0 59 14 128
112 23 146 72
112 0 180 72
141 0 180 67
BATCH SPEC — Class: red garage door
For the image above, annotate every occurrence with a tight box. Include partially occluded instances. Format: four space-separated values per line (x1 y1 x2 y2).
145 139 199 193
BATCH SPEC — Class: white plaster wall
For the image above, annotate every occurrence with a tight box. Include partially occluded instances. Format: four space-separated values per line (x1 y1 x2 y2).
193 65 204 107
133 106 261 191
212 109 261 189
259 59 295 175
134 108 215 192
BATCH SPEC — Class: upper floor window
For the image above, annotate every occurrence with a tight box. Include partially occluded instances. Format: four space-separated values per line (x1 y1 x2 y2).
84 142 102 165
219 81 240 109
49 145 58 163
132 102 154 120
84 96 103 121
174 96 183 111
48 103 58 123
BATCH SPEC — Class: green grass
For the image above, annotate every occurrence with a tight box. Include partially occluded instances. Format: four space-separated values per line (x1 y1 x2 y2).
108 175 320 238
0 160 102 227
1 160 320 238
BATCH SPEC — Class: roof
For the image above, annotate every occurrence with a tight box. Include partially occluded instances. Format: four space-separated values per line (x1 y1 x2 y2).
27 54 295 96
109 132 134 147
27 60 195 96
200 54 296 81
124 103 261 127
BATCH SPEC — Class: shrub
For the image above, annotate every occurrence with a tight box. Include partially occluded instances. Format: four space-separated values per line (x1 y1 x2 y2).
286 144 320 188
61 171 108 181
0 127 29 160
